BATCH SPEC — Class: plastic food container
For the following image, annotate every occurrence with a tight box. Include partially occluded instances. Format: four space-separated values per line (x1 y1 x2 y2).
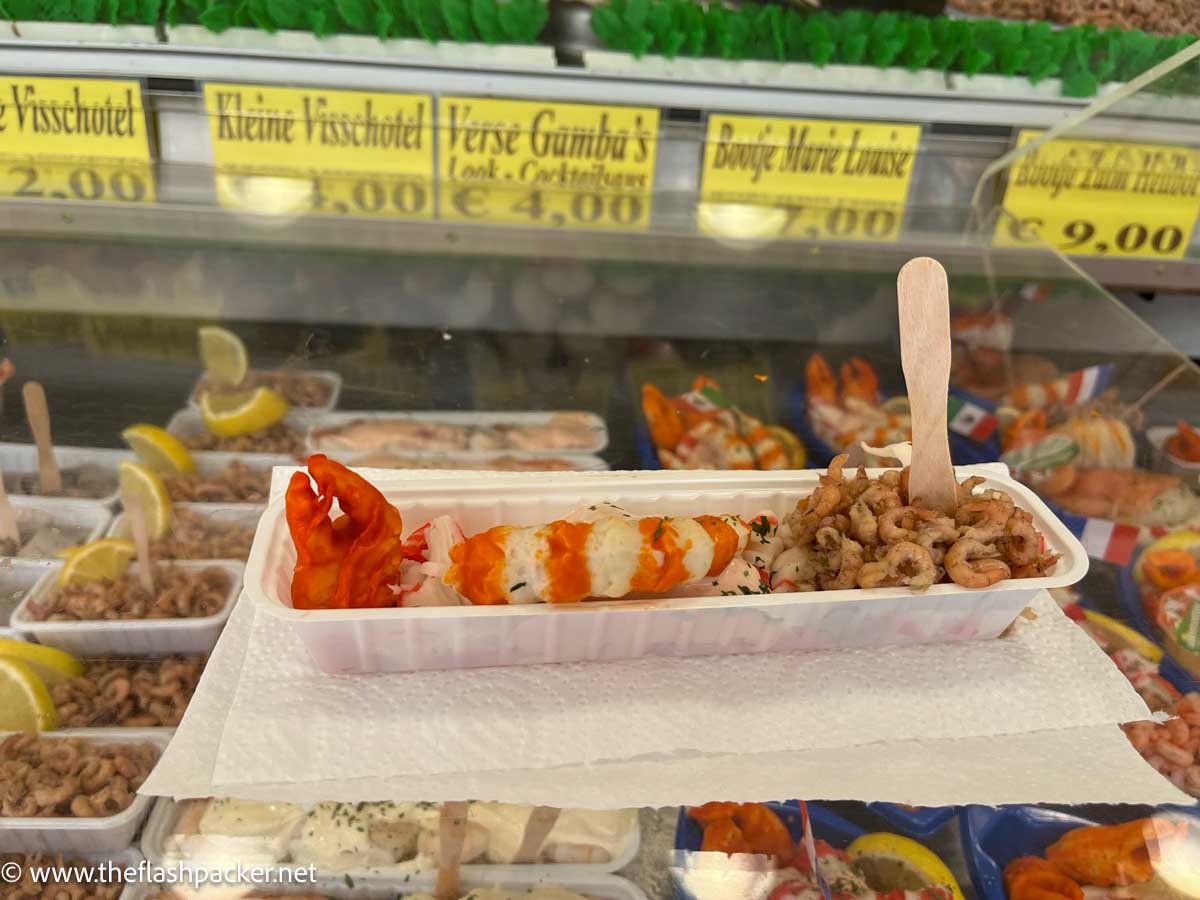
123 872 648 900
0 559 55 639
11 560 243 656
163 450 294 509
333 449 611 472
166 409 311 461
672 802 864 900
247 466 1088 673
1148 426 1200 487
867 803 958 838
141 797 640 881
109 504 264 562
188 368 343 413
0 731 168 852
960 804 1200 900
2 847 145 900
0 442 129 507
306 410 610 457
6 496 112 562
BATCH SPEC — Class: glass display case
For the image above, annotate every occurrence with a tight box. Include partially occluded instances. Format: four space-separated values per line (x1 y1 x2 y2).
3 19 1200 900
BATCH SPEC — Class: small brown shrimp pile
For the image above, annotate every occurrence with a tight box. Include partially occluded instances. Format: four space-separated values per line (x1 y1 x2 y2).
1123 693 1200 798
151 508 255 561
179 421 304 456
1 853 124 899
779 454 1059 591
0 733 158 818
163 460 271 503
53 656 206 728
26 567 231 621
194 370 333 408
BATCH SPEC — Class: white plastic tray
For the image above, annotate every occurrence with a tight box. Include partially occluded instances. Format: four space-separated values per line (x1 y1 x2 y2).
11 561 243 656
166 409 311 462
188 369 342 413
0 559 55 633
306 410 610 457
141 798 640 880
246 466 1088 673
1 846 145 900
6 496 112 562
0 731 168 853
109 504 264 562
163 450 294 509
0 442 128 506
330 449 611 472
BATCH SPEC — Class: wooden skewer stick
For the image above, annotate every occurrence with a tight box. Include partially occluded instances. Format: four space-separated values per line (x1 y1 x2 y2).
512 806 562 864
435 801 469 900
125 494 156 594
23 382 61 496
0 465 20 546
897 257 958 516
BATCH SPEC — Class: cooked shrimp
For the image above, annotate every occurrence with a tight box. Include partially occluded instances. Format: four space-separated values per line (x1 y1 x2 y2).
878 506 937 545
857 542 937 589
955 498 1012 542
815 527 864 591
999 508 1040 567
957 475 986 503
945 538 1010 588
915 515 959 565
848 498 879 546
860 482 902 515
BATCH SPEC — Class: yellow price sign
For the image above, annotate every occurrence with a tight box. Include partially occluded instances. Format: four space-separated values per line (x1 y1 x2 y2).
699 115 920 242
204 83 433 219
994 130 1200 259
0 76 153 203
437 97 659 231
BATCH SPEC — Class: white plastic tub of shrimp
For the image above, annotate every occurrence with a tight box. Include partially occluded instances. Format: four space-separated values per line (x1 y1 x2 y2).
10 561 243 656
0 846 144 899
0 560 55 639
108 504 264 563
0 731 168 853
306 410 610 457
188 368 343 413
5 496 112 562
140 797 640 881
164 450 294 509
0 442 128 506
245 465 1089 673
165 408 311 461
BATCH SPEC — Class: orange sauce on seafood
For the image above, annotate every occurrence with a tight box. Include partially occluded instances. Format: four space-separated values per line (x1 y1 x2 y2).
631 518 691 594
448 527 509 604
542 520 594 603
695 515 740 576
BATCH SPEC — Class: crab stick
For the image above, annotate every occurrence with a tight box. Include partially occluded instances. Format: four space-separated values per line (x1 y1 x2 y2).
444 514 752 604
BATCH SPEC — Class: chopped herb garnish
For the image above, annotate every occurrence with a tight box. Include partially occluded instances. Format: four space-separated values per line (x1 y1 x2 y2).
738 585 755 595
750 516 772 538
510 582 526 592
344 874 355 889
652 519 666 542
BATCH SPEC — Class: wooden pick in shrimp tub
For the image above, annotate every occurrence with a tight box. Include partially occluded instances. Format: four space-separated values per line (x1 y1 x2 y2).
435 801 469 900
897 257 957 516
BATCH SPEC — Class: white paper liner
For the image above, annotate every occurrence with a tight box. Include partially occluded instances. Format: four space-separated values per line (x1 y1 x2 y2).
141 589 1192 807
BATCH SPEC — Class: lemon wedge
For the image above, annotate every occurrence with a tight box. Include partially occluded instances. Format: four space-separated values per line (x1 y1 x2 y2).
0 638 83 686
198 325 249 388
199 387 289 438
119 461 172 540
0 657 56 731
121 424 196 475
58 538 136 587
847 832 964 900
